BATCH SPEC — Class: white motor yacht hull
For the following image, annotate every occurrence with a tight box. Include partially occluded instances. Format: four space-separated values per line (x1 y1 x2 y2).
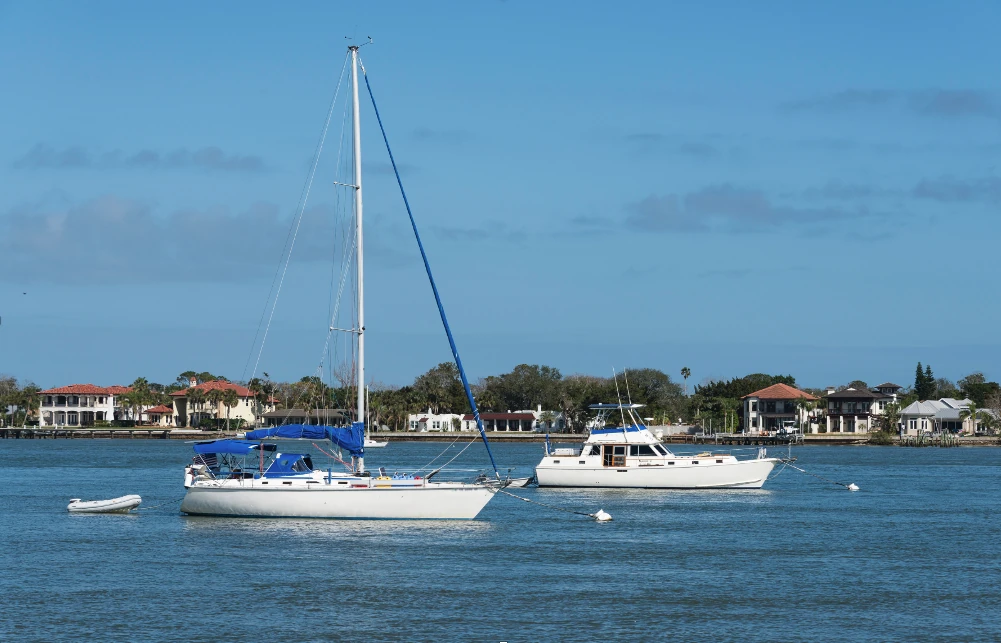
364 439 388 448
180 482 494 519
536 458 778 489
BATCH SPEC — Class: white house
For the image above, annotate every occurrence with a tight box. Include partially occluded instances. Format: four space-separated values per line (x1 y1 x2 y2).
406 409 464 432
171 378 275 428
38 384 133 427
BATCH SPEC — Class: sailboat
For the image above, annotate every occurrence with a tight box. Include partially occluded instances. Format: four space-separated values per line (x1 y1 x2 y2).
179 44 498 519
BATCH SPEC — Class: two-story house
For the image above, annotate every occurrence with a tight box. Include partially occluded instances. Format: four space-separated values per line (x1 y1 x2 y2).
38 384 133 427
170 378 275 428
824 388 881 433
742 383 819 432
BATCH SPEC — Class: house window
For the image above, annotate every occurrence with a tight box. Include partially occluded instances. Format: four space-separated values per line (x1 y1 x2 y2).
765 401 776 413
783 402 795 414
751 417 758 428
750 401 757 412
45 396 52 406
99 397 105 404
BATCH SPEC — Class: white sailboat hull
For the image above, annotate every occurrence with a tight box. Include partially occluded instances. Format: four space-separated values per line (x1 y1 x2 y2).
180 481 494 519
536 458 777 489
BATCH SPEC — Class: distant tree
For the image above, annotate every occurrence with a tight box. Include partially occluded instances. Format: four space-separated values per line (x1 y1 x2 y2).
985 391 1001 437
206 388 226 428
187 388 207 427
796 396 817 433
413 362 466 414
934 378 959 399
222 389 239 431
876 402 901 433
847 380 869 390
681 367 691 396
914 362 936 400
958 372 1001 406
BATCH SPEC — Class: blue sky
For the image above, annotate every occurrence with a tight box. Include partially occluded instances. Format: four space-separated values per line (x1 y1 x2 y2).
1 1 999 390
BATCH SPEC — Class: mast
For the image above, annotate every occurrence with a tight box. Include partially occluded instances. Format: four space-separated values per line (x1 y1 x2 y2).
350 44 365 474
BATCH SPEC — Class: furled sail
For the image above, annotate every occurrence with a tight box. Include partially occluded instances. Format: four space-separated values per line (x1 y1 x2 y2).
244 422 365 457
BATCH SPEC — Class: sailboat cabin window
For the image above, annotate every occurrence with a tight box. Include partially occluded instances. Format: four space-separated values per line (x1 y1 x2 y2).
652 444 669 456
585 445 601 456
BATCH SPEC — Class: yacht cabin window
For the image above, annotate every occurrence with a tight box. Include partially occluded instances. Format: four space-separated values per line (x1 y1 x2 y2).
628 444 658 456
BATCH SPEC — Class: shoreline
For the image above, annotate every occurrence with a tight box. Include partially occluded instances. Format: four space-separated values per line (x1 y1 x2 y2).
0 427 997 446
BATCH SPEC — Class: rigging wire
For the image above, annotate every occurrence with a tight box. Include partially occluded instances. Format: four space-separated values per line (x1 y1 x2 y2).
359 55 500 478
244 51 350 386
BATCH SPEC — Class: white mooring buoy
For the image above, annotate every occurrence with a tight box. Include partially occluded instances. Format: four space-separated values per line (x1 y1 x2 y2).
847 483 860 492
592 509 612 522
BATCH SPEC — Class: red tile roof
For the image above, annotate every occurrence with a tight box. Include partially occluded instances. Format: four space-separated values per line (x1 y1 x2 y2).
742 383 818 401
170 380 253 397
145 404 174 414
39 384 133 395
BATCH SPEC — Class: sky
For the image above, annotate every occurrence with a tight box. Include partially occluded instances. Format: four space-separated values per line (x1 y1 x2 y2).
1 0 999 390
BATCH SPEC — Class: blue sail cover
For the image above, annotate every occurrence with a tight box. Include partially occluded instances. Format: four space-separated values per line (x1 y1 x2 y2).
193 439 269 455
243 422 365 458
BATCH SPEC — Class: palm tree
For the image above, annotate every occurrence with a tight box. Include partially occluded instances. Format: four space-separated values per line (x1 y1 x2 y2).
187 388 206 428
795 396 817 434
222 388 239 431
206 388 226 430
959 402 991 436
681 367 691 396
19 384 40 427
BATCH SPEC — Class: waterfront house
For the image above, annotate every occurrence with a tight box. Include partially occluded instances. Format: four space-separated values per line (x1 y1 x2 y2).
898 398 989 436
170 379 275 428
872 382 903 398
38 384 133 428
742 384 819 433
462 412 535 432
261 408 347 427
143 404 175 427
407 409 464 431
824 388 881 433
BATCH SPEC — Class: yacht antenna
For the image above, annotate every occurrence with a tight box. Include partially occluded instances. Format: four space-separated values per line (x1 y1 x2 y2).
349 43 365 475
612 369 629 440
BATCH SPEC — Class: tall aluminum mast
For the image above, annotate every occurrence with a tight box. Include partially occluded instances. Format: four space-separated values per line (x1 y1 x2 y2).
350 45 365 474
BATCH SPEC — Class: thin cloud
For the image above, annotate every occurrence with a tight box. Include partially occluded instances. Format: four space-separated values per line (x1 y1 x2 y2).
803 181 897 200
12 144 266 172
623 184 871 233
0 195 406 284
782 89 999 119
913 176 1001 203
431 220 525 243
623 133 721 159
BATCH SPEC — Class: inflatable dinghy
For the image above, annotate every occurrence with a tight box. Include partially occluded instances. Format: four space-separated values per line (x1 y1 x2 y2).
67 495 142 514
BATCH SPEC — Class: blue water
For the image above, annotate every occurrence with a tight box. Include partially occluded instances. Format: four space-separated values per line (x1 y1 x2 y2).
1 440 999 642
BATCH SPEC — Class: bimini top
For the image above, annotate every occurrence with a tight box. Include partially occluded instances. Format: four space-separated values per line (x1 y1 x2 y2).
243 422 365 458
192 439 277 455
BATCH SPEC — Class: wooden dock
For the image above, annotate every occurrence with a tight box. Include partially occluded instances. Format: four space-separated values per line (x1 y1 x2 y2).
0 427 209 440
